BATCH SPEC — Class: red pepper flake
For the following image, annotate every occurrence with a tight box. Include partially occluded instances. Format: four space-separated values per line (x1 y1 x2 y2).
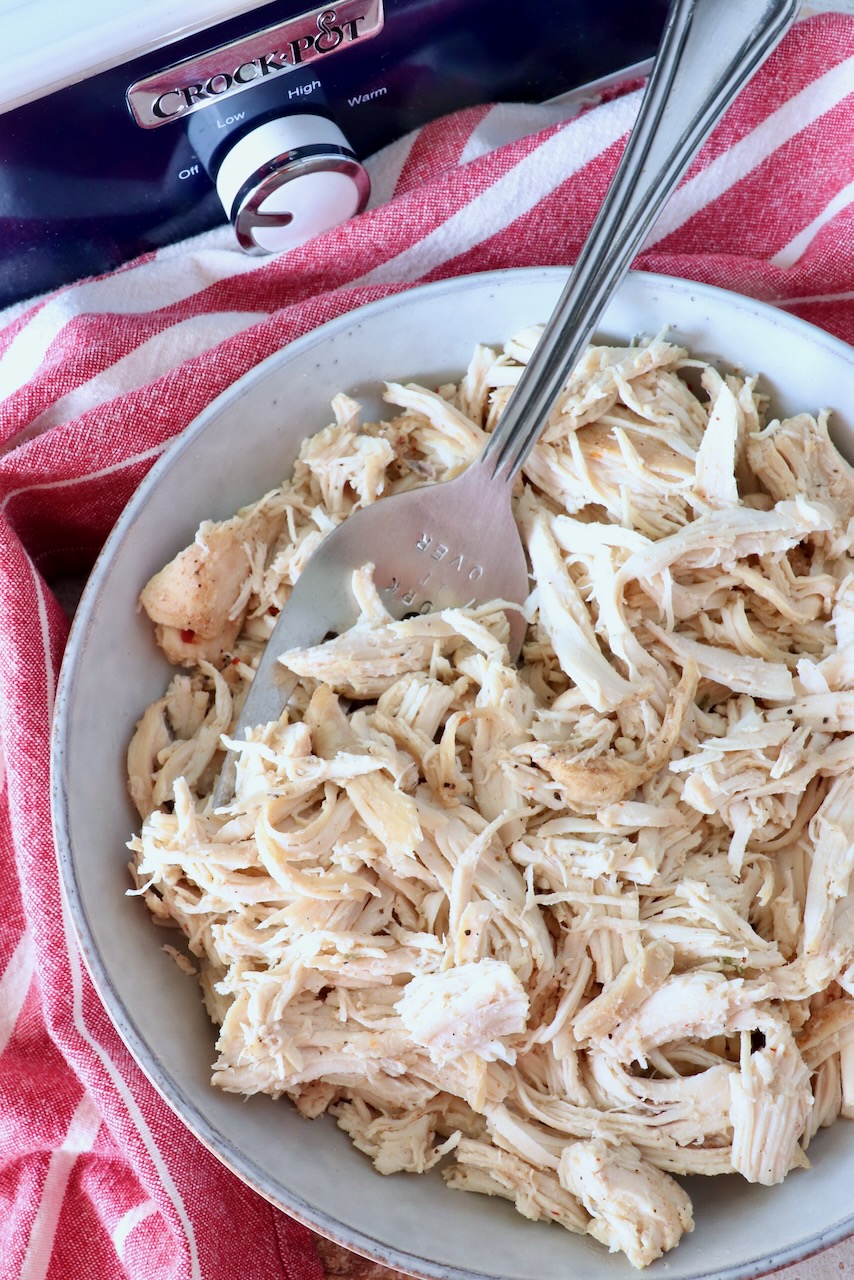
231 656 240 666
268 605 280 616
179 628 195 643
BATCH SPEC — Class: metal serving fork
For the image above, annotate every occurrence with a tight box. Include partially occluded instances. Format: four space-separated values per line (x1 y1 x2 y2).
213 0 797 805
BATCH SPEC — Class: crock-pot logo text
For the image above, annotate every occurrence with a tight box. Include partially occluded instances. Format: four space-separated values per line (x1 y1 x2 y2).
127 0 384 129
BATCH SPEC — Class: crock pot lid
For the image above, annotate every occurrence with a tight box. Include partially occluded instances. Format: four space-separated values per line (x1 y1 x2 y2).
0 0 277 115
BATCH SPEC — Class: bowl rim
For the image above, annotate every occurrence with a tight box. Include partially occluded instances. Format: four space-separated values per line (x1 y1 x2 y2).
51 265 854 1280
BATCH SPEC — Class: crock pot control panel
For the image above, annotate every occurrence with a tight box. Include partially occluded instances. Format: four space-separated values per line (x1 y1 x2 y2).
0 0 670 305
131 0 379 254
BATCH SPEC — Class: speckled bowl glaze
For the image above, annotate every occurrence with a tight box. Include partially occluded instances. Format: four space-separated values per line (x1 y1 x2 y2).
52 268 854 1280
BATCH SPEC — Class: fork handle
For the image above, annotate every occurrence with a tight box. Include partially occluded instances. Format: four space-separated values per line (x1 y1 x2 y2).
477 0 798 486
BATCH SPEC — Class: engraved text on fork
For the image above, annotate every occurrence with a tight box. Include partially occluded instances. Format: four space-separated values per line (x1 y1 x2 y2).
382 531 484 612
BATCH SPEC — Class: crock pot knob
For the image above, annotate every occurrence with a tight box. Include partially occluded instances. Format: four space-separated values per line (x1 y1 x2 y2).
214 113 370 254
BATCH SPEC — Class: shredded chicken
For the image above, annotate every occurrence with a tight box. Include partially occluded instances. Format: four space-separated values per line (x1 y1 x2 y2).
558 1138 694 1268
127 330 854 1268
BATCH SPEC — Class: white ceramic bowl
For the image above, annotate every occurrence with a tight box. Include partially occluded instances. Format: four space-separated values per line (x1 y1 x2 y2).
52 269 854 1280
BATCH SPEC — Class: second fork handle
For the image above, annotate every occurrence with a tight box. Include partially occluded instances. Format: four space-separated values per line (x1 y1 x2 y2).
477 0 798 487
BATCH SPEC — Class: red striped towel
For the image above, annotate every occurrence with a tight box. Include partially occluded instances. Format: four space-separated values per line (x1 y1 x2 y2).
0 13 852 1280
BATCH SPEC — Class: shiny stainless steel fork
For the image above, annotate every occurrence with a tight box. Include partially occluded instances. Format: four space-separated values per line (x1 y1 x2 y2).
213 0 798 805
